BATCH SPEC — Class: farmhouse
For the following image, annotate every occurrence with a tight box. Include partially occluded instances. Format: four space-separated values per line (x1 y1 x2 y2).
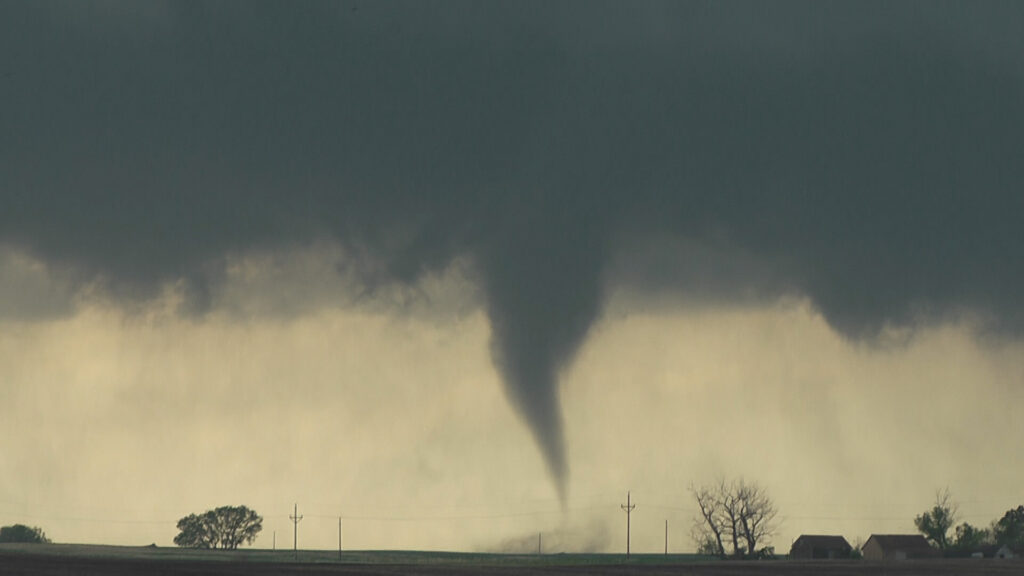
788 535 852 559
861 534 939 560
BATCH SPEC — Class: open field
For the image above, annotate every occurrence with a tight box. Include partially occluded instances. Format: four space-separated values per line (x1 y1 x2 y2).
2 544 1023 575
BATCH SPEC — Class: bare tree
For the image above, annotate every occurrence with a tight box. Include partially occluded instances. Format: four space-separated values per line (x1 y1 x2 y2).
690 478 778 558
691 483 726 557
735 479 777 555
718 479 743 556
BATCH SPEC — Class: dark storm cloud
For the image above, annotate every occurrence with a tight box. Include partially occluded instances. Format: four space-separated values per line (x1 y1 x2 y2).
3 1 1024 494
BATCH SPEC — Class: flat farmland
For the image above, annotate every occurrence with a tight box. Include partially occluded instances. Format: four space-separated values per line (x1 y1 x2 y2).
2 544 1022 575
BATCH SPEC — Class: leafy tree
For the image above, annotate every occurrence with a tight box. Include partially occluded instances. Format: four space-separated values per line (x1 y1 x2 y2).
850 536 865 559
0 524 51 543
174 512 216 549
992 505 1024 548
690 478 777 558
951 522 991 552
174 505 262 550
914 488 958 550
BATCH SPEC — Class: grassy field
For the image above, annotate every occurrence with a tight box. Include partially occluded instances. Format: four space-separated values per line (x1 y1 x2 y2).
0 542 712 565
2 543 1022 575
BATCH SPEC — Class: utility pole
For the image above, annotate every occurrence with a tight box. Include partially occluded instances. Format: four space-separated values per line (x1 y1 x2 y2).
290 503 303 561
537 532 542 555
338 517 343 558
620 491 635 558
664 520 668 555
273 531 276 551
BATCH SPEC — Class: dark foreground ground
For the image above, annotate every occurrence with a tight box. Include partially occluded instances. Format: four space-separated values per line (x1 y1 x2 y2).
2 544 1022 576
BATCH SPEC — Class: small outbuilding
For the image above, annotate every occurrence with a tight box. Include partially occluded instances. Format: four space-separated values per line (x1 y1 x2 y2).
994 545 1016 559
968 544 1018 559
861 534 939 561
789 535 852 559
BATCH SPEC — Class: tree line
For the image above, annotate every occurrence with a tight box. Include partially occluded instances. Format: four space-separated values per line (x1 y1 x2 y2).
915 488 1024 555
686 480 1024 559
1 506 262 550
0 524 50 544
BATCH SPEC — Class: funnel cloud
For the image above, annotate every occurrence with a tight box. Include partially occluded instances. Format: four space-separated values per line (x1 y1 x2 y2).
480 217 608 498
3 2 1024 497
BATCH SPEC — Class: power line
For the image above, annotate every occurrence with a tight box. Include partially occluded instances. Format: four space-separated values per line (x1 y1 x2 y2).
289 503 303 561
297 491 622 513
620 491 635 559
305 504 607 522
0 512 174 525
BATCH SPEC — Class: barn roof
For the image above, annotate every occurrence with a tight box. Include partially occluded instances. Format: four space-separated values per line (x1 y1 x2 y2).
864 534 934 552
791 535 851 549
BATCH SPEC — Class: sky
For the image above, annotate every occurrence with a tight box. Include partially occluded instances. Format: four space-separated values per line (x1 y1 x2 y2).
1 0 1023 553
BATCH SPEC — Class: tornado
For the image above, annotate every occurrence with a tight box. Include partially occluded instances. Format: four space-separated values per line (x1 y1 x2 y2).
478 218 607 503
